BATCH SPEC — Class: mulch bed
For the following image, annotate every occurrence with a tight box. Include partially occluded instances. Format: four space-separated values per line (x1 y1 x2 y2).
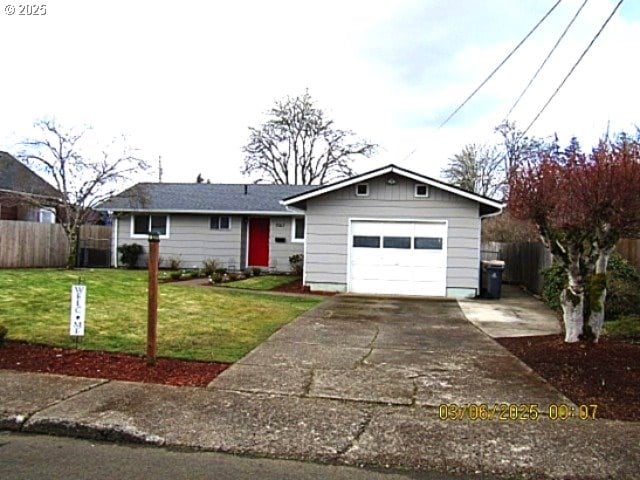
497 335 640 421
270 279 336 296
0 341 229 387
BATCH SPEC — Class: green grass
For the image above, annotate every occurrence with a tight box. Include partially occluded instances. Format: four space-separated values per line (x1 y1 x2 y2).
604 315 640 340
221 274 299 290
0 269 322 363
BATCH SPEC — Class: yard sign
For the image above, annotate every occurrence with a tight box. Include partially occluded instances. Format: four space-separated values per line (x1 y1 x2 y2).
69 284 86 336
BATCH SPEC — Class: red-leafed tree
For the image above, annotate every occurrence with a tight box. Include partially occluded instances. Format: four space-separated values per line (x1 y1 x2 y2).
509 134 640 342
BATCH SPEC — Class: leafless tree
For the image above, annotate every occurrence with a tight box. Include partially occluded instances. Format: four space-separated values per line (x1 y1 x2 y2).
441 144 503 199
19 118 149 268
242 91 377 185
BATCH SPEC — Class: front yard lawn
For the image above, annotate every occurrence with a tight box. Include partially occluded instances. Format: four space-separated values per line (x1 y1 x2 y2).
221 274 299 290
0 269 322 363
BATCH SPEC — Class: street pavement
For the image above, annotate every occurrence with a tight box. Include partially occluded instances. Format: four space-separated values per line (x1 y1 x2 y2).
1 293 639 479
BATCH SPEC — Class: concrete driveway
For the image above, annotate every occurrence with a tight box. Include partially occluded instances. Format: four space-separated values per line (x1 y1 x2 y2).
210 295 569 410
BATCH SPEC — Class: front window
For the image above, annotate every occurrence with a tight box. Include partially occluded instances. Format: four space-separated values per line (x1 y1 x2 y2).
210 216 231 230
292 217 305 242
132 214 169 237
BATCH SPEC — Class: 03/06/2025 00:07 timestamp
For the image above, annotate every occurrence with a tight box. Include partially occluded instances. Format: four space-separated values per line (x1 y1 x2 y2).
439 403 598 421
3 4 46 15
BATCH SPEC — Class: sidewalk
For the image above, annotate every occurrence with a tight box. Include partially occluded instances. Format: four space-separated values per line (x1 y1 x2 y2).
458 284 562 338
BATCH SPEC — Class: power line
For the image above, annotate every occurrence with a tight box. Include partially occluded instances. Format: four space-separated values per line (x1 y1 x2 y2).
521 0 624 137
437 0 563 130
504 0 589 121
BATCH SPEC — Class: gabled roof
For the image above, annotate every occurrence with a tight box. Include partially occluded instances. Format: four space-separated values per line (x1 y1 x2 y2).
0 151 61 199
281 164 504 213
97 183 316 215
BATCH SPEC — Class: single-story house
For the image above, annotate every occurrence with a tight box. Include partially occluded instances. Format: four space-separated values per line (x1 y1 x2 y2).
99 164 503 297
0 151 61 223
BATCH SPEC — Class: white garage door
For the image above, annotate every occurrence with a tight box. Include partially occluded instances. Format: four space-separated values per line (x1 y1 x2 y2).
348 220 447 296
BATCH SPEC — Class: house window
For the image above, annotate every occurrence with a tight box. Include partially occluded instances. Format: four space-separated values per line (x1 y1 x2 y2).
292 217 305 242
415 184 429 197
38 208 55 224
131 214 169 238
353 235 380 248
355 183 369 196
210 216 231 230
383 236 411 249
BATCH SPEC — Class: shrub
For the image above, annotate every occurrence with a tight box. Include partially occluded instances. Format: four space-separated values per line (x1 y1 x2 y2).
289 254 304 276
214 267 228 275
251 267 262 276
202 258 220 276
170 271 182 280
212 273 224 283
117 243 144 269
542 252 640 320
0 324 7 347
167 256 182 271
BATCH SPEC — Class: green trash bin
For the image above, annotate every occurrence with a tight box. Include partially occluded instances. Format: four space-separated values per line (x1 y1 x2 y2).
481 260 505 299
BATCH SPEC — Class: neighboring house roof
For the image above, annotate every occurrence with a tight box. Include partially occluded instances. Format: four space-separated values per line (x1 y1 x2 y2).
98 183 316 215
281 164 504 215
0 151 61 199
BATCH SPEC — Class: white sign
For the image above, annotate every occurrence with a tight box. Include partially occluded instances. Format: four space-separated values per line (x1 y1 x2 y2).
69 285 86 336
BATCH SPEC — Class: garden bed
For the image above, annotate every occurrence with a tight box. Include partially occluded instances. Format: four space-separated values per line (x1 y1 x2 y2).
498 335 640 421
0 340 228 387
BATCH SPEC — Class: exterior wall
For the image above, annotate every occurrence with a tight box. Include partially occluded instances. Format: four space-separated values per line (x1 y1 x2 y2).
269 216 303 273
303 173 481 295
114 213 303 273
116 213 242 269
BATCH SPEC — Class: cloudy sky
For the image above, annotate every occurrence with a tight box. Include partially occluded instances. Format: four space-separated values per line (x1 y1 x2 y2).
1 0 638 186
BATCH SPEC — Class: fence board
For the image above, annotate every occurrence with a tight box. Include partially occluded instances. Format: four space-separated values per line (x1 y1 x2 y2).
616 238 640 268
0 221 112 268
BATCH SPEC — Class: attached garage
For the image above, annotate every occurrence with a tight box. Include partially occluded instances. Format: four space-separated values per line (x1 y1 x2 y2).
281 164 503 298
349 220 447 296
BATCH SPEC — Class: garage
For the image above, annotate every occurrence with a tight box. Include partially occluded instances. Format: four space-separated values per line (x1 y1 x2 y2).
348 220 448 296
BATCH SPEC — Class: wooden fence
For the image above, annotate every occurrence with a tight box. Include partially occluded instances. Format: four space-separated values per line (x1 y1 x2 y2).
483 238 640 295
0 220 112 268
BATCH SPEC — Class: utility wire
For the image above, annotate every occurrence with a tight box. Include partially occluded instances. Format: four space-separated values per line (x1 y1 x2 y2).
521 0 624 137
504 0 589 121
437 0 563 130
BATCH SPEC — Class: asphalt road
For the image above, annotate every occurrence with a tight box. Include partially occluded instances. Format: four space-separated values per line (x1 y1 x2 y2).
0 432 497 480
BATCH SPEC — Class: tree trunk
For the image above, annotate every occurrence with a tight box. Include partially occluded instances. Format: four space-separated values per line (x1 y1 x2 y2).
560 268 585 342
587 251 610 342
66 227 79 269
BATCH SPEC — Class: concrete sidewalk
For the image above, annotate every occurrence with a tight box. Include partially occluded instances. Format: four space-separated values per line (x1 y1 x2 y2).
2 295 639 479
458 284 562 338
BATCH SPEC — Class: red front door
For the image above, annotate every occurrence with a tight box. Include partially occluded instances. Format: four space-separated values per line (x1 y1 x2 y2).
248 217 270 267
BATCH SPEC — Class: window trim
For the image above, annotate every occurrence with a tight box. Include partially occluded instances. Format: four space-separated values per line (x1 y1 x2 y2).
414 184 429 197
291 217 305 243
355 183 369 197
210 215 231 230
130 214 171 239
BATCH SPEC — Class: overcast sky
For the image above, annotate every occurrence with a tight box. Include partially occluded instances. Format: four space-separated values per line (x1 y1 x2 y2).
1 0 638 185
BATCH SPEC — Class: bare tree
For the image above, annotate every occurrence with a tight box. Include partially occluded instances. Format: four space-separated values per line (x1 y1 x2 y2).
441 144 502 199
19 118 149 268
242 91 377 184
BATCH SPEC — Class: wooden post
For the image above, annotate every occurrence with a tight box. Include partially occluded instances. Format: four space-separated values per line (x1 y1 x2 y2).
147 232 160 366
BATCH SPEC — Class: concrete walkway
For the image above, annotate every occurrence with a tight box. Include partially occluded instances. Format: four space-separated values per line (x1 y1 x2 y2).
1 296 639 479
458 284 562 337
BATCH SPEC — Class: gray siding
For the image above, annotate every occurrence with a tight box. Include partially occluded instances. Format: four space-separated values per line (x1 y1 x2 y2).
304 174 481 293
116 213 242 270
269 216 304 273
